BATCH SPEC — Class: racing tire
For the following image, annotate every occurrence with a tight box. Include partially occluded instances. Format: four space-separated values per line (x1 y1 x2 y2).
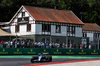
48 57 52 62
49 57 52 61
31 59 34 63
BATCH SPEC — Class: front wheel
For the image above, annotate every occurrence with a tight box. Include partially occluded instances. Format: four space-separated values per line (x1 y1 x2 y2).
31 59 34 63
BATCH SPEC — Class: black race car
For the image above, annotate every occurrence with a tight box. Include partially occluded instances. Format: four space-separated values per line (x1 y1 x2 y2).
31 53 52 63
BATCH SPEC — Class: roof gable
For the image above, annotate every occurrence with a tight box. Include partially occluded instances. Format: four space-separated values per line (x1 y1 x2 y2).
9 5 35 24
23 5 84 24
82 23 100 31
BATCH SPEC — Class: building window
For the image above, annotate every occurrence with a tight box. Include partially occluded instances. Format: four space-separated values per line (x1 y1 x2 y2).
24 17 29 21
42 24 51 32
83 32 87 37
15 25 19 32
56 25 61 33
94 33 99 38
67 26 75 36
98 33 100 38
18 18 22 22
18 17 29 24
27 24 31 32
72 26 75 34
67 26 70 34
22 12 25 17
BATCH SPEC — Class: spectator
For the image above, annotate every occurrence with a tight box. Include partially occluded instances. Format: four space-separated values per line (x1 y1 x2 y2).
21 41 25 48
65 44 68 48
57 43 60 48
11 41 14 48
89 44 91 49
3 41 6 48
46 42 49 48
49 42 52 48
0 40 4 48
8 41 11 48
5 41 9 48
69 44 72 48
24 41 27 48
80 44 83 49
12 41 15 48
41 42 45 48
30 42 34 48
10 41 13 48
62 43 65 48
17 41 20 48
34 42 37 48
55 43 57 48
84 44 87 49
52 42 55 48
27 40 30 48
73 43 76 49
38 42 41 48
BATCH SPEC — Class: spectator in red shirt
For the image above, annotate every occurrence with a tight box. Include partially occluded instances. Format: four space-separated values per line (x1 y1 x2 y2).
0 40 4 48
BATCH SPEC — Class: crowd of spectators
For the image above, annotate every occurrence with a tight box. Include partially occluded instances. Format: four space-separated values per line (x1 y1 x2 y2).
0 40 91 49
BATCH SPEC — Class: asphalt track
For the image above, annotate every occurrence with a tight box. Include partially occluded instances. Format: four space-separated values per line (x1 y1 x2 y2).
0 55 100 66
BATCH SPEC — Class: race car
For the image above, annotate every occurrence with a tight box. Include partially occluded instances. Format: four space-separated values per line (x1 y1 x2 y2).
31 53 52 63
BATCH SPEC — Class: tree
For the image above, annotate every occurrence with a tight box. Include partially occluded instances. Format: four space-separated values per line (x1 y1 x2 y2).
0 0 13 21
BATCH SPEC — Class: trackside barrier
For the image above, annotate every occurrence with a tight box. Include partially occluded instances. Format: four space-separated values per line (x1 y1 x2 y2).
0 48 100 55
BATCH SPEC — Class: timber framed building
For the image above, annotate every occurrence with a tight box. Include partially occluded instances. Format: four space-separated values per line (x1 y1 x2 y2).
1 5 87 47
82 23 100 48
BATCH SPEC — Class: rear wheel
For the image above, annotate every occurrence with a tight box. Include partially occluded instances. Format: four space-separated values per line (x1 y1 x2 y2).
47 56 52 62
49 57 52 61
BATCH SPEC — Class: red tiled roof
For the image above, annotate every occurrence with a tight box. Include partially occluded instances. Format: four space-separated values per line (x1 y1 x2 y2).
24 5 84 24
82 23 100 31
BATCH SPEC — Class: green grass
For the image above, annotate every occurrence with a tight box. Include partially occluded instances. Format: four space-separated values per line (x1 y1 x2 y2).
0 55 100 59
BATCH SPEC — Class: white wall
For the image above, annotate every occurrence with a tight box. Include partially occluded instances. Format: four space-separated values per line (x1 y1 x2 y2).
35 24 42 34
17 13 21 18
75 27 82 37
31 23 35 33
51 25 66 36
10 26 15 34
87 33 93 42
18 24 26 35
25 12 29 17
61 26 67 36
10 24 35 36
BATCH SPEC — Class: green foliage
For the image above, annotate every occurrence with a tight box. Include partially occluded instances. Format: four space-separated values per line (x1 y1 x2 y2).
87 0 96 8
84 11 98 23
0 0 13 7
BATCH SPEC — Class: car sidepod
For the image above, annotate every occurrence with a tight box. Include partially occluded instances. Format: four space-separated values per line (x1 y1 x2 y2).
31 56 38 63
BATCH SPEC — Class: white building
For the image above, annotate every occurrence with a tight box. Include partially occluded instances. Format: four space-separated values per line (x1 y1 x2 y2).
82 23 100 49
0 5 85 47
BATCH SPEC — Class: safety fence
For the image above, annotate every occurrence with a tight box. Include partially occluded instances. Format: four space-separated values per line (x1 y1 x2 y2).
0 48 100 55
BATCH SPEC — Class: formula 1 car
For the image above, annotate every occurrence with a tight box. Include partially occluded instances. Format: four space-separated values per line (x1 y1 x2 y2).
31 53 52 63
